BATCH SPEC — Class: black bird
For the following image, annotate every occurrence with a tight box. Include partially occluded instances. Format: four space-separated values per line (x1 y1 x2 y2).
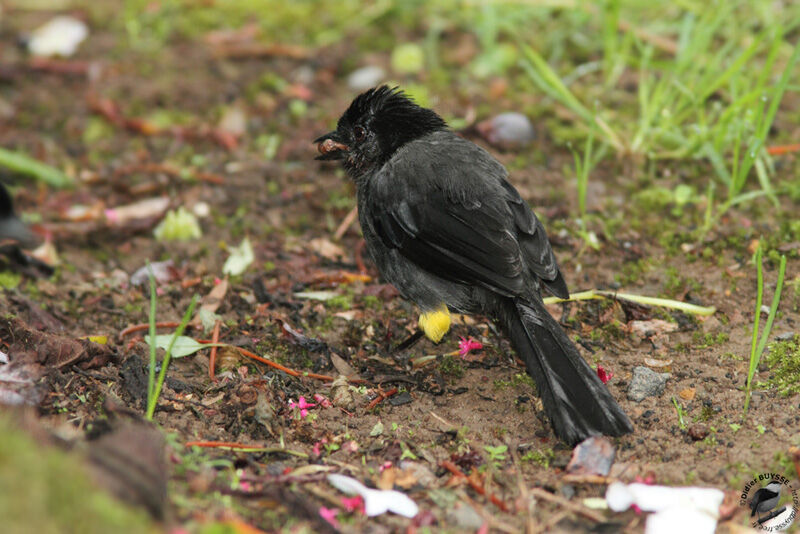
750 481 782 518
0 182 39 249
315 86 632 444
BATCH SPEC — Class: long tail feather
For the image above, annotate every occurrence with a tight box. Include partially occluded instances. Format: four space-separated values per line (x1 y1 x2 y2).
502 297 633 444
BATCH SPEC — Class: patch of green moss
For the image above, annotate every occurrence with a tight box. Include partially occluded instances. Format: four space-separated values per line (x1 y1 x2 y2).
692 331 730 348
326 294 353 311
520 448 554 468
439 355 465 378
361 295 382 310
0 271 22 289
0 416 156 534
759 336 800 396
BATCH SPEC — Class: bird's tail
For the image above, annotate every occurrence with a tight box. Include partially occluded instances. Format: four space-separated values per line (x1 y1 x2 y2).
501 297 633 444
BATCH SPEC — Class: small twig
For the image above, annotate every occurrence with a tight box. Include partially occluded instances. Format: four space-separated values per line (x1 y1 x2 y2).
355 239 368 274
561 474 614 485
366 387 398 410
767 143 800 156
185 440 308 457
198 341 336 382
440 460 509 512
333 206 358 240
528 487 606 523
120 321 181 339
208 320 221 382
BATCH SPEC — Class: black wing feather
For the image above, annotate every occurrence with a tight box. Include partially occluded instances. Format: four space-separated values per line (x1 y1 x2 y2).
374 190 525 296
367 135 568 299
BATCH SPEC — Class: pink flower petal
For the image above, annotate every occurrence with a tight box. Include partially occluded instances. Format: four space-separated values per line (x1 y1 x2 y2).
319 506 340 528
458 336 483 357
596 365 613 385
341 495 364 513
314 393 332 408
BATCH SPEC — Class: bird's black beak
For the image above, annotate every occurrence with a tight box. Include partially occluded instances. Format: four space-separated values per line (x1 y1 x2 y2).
314 131 349 161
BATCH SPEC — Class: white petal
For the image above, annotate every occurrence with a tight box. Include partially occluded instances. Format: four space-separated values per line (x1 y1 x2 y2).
327 474 418 518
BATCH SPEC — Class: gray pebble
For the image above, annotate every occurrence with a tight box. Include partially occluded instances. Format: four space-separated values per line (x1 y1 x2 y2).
446 502 484 530
627 366 670 402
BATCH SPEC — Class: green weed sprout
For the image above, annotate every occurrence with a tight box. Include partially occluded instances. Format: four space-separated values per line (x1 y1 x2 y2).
671 397 686 429
743 245 787 419
146 263 198 420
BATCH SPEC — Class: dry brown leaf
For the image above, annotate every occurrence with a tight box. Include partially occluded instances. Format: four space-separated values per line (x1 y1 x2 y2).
679 388 696 401
105 197 170 226
330 353 357 377
190 278 229 327
377 466 397 490
628 319 678 338
644 358 673 368
308 237 345 261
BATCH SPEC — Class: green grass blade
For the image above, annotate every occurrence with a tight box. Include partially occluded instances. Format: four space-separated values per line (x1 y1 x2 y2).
146 294 199 420
743 246 764 418
146 263 158 413
0 147 73 188
753 254 787 360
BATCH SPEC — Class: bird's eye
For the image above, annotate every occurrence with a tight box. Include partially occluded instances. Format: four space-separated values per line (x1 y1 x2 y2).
353 126 366 141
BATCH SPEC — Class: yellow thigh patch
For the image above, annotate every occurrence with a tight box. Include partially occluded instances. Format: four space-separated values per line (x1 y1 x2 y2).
418 304 451 343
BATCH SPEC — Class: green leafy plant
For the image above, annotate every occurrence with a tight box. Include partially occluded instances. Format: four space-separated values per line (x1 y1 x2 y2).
743 245 787 419
145 264 199 420
569 116 607 251
483 444 508 468
671 397 686 429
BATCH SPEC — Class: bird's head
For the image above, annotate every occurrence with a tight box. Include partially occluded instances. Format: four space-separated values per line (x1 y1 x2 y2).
314 86 447 178
0 182 40 249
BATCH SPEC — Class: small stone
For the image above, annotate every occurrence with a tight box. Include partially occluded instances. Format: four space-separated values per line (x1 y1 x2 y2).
331 375 355 411
389 391 413 406
446 502 483 530
566 436 616 476
627 366 670 402
347 66 386 91
688 424 709 441
475 112 535 148
776 332 797 341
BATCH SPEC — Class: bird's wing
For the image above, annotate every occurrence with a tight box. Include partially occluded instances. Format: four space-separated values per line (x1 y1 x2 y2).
498 179 568 298
367 147 565 297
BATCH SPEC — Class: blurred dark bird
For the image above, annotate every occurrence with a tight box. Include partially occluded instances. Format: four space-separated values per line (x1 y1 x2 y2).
0 182 39 249
315 86 632 444
750 481 782 518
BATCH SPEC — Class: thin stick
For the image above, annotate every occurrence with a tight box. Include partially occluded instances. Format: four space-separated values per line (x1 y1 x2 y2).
767 143 800 156
440 460 509 512
367 387 398 410
120 321 180 339
197 341 336 382
208 320 221 382
528 487 606 523
185 440 308 457
333 206 358 240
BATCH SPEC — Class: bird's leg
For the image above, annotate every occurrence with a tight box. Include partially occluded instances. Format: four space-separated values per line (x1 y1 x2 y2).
418 304 451 343
392 330 424 353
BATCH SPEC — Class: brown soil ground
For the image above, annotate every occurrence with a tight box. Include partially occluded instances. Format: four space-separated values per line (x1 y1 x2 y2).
1 6 798 533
